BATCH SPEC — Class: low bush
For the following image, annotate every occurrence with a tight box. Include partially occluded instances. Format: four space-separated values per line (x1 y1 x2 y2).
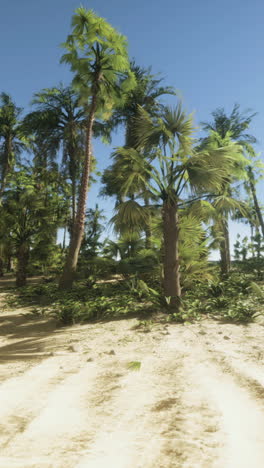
182 272 264 323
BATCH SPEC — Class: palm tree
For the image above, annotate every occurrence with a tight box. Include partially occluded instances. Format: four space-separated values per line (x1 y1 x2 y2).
102 64 175 248
0 93 29 196
211 192 248 275
58 8 135 289
24 85 85 230
198 131 249 274
201 104 257 272
102 147 156 245
112 104 243 309
201 104 257 150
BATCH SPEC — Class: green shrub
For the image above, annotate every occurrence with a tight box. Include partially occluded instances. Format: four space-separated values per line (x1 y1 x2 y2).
50 290 150 325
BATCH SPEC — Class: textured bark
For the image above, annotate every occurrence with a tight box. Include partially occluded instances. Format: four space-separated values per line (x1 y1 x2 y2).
59 93 97 289
224 219 231 270
16 244 29 287
162 201 181 309
220 240 229 276
69 142 77 240
219 218 230 276
71 173 76 232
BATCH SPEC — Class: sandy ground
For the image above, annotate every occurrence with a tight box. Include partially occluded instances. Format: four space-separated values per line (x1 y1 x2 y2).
1 290 264 468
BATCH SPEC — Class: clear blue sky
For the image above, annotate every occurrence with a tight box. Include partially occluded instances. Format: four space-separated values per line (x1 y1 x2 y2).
1 0 263 255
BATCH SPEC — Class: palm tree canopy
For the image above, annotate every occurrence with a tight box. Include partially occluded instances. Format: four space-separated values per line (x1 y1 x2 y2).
60 8 136 117
109 62 176 144
131 103 246 203
201 103 257 156
23 86 85 165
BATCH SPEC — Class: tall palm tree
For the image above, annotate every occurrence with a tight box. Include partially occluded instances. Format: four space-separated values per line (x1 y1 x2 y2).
112 104 243 309
0 93 28 196
58 8 136 289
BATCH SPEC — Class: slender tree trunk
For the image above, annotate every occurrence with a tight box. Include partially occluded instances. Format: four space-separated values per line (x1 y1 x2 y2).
145 223 152 250
220 240 229 276
144 196 152 249
224 217 231 270
0 257 4 277
0 161 9 198
219 218 230 276
162 201 181 310
62 225 67 251
59 93 98 289
68 167 77 241
250 222 255 258
16 244 29 287
248 169 264 238
0 137 12 198
72 174 76 231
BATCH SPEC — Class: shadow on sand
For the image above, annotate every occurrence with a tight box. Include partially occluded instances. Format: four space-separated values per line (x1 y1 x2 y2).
0 309 67 364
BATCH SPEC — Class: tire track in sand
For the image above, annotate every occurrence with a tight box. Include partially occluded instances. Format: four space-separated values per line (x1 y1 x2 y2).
165 327 264 468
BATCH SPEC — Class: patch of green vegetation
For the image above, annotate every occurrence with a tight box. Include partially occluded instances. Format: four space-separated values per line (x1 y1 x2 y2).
4 279 156 325
3 267 264 326
133 319 154 332
127 361 141 371
182 272 264 324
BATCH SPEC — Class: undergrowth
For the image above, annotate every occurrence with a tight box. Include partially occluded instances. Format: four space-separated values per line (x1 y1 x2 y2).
4 278 156 325
183 272 264 323
3 270 264 325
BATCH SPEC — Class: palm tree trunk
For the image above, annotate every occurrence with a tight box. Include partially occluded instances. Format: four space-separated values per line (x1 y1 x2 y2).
248 170 264 237
250 222 255 258
219 218 230 276
0 137 12 198
144 196 152 249
162 201 181 310
59 93 97 289
0 161 9 197
0 257 4 277
145 223 152 249
62 224 67 251
220 240 229 276
16 244 29 287
71 173 76 230
224 218 231 269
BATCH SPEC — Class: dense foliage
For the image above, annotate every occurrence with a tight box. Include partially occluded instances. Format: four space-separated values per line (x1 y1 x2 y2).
0 7 263 325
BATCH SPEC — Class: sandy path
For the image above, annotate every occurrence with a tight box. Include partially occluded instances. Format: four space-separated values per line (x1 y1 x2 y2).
1 294 264 467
